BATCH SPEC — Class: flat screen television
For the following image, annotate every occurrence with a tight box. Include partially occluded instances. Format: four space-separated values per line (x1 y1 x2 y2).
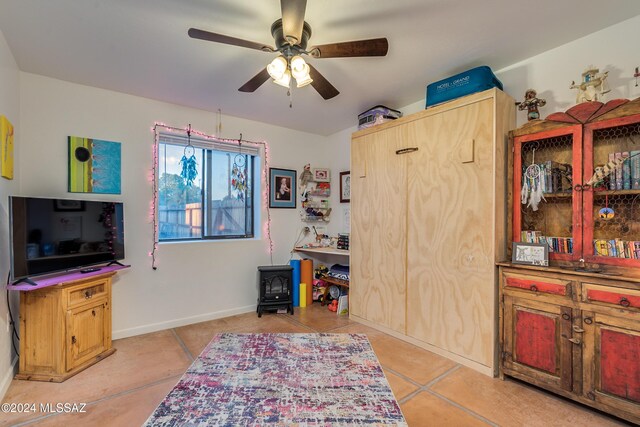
9 196 125 281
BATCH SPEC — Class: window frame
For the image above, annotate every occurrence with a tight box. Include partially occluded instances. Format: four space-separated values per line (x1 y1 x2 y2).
157 132 258 242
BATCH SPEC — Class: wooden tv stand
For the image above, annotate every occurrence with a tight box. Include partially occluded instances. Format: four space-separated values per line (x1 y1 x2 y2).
14 268 125 382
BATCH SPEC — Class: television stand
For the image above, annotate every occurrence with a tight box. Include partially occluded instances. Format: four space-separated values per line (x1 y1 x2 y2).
11 277 38 286
13 269 127 382
106 260 126 267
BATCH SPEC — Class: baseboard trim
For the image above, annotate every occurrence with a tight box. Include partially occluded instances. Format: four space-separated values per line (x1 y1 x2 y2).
112 305 256 340
350 315 495 377
0 355 19 401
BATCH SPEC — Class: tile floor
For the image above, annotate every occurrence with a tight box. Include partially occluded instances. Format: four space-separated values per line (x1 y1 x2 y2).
0 304 629 427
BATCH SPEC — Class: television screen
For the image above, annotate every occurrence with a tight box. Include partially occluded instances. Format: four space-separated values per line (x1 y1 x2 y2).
9 196 125 281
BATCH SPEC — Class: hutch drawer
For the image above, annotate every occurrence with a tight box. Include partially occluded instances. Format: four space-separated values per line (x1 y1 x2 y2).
502 271 573 301
582 282 640 312
66 279 108 308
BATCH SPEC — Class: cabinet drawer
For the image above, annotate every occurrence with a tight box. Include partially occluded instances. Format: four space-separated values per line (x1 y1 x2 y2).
67 281 108 308
503 272 572 299
582 283 640 312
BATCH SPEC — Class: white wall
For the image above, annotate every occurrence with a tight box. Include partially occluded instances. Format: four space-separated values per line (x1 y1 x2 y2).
0 28 20 400
497 15 640 127
18 73 329 338
325 14 640 190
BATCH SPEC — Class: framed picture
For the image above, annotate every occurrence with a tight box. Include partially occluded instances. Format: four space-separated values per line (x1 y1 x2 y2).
312 168 330 182
269 168 296 208
512 242 549 266
340 171 350 203
53 199 86 212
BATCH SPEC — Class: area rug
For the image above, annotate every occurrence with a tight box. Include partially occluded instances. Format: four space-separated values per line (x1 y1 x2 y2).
144 333 407 426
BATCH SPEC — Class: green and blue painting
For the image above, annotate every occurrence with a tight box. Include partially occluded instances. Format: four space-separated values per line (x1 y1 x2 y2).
68 136 121 194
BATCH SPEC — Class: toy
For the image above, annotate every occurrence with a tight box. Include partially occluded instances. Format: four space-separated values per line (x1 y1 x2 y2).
328 299 338 312
299 163 312 190
570 67 610 103
517 89 546 121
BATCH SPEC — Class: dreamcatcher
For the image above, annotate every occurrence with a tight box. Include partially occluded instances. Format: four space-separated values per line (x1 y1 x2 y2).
231 135 247 201
521 148 546 211
180 124 198 186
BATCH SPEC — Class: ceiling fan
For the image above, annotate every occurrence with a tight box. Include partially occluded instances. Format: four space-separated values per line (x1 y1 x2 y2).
188 0 388 100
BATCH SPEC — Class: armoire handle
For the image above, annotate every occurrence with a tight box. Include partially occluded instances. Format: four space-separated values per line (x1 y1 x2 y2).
395 147 418 155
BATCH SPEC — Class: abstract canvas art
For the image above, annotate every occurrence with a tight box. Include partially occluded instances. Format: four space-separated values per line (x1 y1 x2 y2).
68 136 121 194
1 115 14 179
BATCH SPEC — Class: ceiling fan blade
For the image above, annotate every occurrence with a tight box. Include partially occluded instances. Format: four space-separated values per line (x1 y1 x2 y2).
188 28 274 52
280 0 307 45
309 38 388 58
238 68 271 93
308 64 339 100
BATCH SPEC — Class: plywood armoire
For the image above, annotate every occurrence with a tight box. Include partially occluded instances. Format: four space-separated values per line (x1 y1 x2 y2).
350 88 515 375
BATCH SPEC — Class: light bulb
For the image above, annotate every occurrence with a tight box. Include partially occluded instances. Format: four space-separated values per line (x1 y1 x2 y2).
267 56 287 80
295 73 313 88
273 69 291 88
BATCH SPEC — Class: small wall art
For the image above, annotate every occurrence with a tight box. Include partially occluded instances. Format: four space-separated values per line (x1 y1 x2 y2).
1 115 14 179
512 242 549 266
340 171 350 203
312 168 330 182
269 168 297 208
68 136 121 194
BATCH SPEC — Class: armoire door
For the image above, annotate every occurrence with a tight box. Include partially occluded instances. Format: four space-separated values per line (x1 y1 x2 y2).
406 98 498 366
351 125 408 333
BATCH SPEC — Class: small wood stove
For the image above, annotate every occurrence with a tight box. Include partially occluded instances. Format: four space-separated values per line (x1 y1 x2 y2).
257 265 294 317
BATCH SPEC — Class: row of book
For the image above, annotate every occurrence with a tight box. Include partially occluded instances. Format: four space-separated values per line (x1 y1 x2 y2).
522 161 572 194
606 151 640 190
593 239 640 258
521 231 640 258
520 231 573 254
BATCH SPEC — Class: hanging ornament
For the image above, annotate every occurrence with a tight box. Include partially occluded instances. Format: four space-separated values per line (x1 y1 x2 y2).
598 195 615 220
231 135 247 201
521 148 546 211
180 124 198 186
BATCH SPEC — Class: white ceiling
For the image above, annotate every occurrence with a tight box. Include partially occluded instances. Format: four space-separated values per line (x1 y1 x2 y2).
1 0 640 136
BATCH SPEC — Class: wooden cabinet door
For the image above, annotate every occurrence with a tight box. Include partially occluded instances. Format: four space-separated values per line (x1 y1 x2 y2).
66 298 110 370
503 295 575 392
406 98 496 366
582 310 640 420
351 126 407 333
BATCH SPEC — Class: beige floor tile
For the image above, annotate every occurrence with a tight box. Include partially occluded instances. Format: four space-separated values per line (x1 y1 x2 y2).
227 315 314 334
31 377 179 427
384 370 419 401
1 330 190 426
368 334 458 385
400 391 489 427
431 367 627 426
331 322 387 337
173 315 241 358
285 302 353 331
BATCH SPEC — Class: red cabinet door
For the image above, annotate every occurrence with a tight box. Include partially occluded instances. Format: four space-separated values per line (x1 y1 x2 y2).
582 310 640 420
503 295 575 392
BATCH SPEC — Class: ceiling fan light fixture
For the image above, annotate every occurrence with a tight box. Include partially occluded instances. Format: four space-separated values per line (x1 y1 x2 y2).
295 73 313 88
273 69 291 87
267 56 288 80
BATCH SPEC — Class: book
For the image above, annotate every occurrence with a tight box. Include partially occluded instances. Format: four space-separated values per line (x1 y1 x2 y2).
615 152 623 190
622 152 631 190
609 153 616 190
631 151 640 190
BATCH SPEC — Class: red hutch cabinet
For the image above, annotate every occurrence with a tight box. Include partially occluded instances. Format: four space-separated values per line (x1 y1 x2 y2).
500 98 640 425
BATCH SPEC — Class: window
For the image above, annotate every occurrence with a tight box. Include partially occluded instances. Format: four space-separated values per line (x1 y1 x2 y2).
157 133 257 241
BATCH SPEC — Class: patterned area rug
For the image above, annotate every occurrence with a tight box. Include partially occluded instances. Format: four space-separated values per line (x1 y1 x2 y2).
144 333 407 426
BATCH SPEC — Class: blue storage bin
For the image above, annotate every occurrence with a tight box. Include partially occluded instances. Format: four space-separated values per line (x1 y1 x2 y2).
426 66 503 108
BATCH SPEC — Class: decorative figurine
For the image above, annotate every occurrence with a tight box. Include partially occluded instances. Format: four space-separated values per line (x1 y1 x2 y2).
634 66 639 87
518 89 547 121
570 67 610 103
299 163 312 190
